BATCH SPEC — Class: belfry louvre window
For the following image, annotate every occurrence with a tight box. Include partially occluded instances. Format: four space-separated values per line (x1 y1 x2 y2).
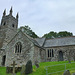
15 42 22 53
12 24 15 28
47 49 54 57
3 22 6 26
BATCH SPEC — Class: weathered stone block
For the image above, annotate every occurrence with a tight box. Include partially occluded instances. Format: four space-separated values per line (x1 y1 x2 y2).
63 70 71 75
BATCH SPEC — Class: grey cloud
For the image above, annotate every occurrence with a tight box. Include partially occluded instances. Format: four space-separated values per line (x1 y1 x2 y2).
0 0 75 36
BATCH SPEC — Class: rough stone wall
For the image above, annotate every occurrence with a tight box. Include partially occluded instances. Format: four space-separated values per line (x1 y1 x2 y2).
45 45 75 62
0 49 6 66
5 31 34 67
2 28 17 49
0 14 18 49
0 27 6 48
40 49 46 62
33 46 41 64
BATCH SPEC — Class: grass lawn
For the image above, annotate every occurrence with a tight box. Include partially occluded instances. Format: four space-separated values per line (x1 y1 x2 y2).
29 61 75 75
0 67 20 75
0 61 75 75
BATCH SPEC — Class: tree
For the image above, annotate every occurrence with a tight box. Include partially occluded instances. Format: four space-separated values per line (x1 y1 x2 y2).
57 31 73 38
43 31 58 39
18 25 38 38
43 31 73 39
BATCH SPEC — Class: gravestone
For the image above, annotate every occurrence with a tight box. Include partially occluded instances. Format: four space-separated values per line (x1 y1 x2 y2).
25 60 33 74
11 61 17 75
21 65 26 75
6 67 21 73
35 61 39 68
63 70 71 75
6 67 13 73
72 73 75 75
35 63 39 68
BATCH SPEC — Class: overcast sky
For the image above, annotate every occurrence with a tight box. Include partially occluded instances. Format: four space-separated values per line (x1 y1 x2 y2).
0 0 75 37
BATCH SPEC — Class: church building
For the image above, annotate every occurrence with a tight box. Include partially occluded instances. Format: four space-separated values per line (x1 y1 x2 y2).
0 8 75 67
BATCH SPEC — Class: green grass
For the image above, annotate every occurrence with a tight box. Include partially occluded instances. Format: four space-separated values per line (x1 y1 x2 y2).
0 61 75 75
0 67 20 75
29 61 75 75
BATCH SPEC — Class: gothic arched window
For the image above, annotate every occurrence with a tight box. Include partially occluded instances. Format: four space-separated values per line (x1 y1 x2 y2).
15 42 22 53
47 49 54 57
48 49 49 57
52 49 54 57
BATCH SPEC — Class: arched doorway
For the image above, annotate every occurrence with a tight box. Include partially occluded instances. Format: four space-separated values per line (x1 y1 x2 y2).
59 51 63 61
2 55 6 66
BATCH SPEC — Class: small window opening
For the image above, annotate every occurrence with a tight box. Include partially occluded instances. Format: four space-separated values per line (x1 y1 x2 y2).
47 49 54 57
12 24 15 28
48 49 49 57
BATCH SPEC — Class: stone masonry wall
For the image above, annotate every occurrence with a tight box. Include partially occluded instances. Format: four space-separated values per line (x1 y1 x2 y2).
5 31 34 67
45 45 75 62
33 46 41 64
0 49 6 66
40 49 46 62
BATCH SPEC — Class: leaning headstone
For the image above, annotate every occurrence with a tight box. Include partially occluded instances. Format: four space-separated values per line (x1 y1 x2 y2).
72 73 75 75
21 65 26 75
35 63 39 68
35 61 39 68
63 70 71 75
25 60 33 74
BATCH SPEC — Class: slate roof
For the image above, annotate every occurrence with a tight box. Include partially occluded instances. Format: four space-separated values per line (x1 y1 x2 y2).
44 36 75 47
21 31 45 49
35 38 46 46
24 35 75 48
6 29 75 48
30 38 40 47
22 31 40 47
7 30 41 48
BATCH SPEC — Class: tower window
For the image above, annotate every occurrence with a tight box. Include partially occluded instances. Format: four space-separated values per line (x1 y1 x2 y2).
12 24 15 28
3 22 6 25
15 42 22 53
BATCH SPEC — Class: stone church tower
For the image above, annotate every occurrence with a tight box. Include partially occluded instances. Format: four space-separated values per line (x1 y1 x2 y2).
0 8 20 66
0 7 18 49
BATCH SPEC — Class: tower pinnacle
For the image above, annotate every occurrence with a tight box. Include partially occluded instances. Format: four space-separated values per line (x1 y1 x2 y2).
9 7 13 15
16 13 19 19
3 9 6 16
